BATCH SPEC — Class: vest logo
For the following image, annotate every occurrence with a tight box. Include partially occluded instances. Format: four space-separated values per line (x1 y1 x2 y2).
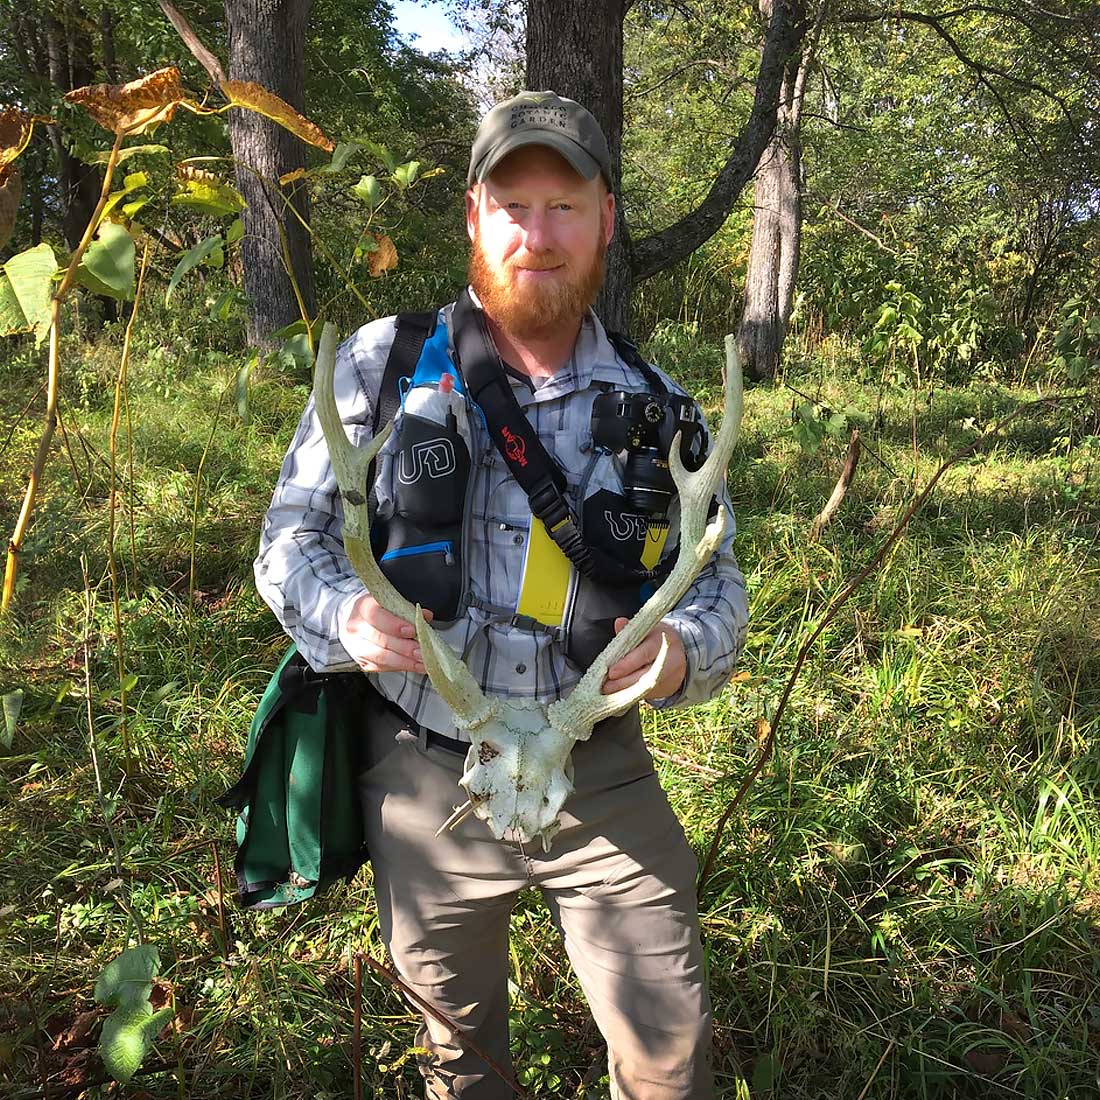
501 426 528 467
605 510 649 542
398 437 456 484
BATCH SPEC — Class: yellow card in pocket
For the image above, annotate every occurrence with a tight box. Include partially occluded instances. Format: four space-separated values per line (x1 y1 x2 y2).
516 517 572 627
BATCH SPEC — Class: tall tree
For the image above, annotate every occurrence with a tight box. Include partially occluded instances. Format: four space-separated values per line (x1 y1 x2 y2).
738 1 823 380
224 0 315 346
526 0 807 331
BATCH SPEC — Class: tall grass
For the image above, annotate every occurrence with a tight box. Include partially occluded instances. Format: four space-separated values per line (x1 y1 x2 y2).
1 316 1098 1097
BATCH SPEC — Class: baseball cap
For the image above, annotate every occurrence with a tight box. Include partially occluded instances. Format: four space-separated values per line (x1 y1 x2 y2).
467 91 613 188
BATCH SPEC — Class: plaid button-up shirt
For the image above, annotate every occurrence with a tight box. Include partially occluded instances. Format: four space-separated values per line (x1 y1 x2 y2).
254 298 748 743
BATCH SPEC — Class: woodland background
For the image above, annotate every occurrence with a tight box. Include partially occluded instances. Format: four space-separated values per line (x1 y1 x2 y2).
1 0 1099 1096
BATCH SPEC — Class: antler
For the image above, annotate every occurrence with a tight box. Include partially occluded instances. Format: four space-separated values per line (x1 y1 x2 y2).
313 322 497 731
548 334 744 741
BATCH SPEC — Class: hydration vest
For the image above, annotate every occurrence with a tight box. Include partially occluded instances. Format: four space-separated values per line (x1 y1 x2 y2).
370 291 696 667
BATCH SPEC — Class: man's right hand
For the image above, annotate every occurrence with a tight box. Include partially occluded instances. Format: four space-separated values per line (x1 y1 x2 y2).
340 593 432 675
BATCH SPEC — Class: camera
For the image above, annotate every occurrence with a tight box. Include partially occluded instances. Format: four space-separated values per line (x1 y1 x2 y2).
591 390 707 516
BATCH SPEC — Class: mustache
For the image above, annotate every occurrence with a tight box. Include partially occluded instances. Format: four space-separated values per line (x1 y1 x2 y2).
507 254 568 271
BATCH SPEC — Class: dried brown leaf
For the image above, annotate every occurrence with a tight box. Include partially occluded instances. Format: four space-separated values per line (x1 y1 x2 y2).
65 67 187 135
754 716 771 750
0 169 21 250
220 80 334 151
278 167 308 185
52 1009 100 1051
368 233 398 277
0 107 33 177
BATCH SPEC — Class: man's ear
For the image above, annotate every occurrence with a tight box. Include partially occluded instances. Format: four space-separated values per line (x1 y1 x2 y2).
602 188 616 247
465 187 479 243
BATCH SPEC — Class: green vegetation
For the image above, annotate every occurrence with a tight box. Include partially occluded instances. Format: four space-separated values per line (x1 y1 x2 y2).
2 310 1097 1096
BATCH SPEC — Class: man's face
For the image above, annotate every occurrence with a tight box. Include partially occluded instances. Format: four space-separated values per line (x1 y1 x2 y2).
466 145 615 339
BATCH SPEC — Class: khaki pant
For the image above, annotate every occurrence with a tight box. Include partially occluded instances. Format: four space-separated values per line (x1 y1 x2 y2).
357 691 713 1099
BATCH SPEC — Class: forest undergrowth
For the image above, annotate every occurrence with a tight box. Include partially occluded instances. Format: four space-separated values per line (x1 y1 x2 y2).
1 316 1098 1099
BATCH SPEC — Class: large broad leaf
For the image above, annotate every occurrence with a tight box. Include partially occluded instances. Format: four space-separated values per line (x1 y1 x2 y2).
0 243 58 343
99 1001 174 1084
85 143 170 166
166 235 224 303
1 688 23 751
94 944 160 1008
66 67 187 135
219 80 333 151
171 170 245 217
75 222 135 300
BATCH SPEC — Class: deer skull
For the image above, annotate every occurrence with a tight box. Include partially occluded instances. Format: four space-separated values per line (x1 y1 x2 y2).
314 324 743 850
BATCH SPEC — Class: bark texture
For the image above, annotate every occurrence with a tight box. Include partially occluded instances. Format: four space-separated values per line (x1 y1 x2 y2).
225 0 315 347
738 0 820 380
526 0 631 330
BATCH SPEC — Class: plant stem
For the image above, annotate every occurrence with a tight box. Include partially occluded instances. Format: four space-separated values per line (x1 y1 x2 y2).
1 131 126 613
108 241 152 768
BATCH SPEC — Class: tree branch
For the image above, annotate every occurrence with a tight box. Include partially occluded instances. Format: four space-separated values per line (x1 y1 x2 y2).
630 0 808 283
156 0 226 84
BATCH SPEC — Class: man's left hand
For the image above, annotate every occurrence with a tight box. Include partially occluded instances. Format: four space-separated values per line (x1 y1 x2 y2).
601 618 686 700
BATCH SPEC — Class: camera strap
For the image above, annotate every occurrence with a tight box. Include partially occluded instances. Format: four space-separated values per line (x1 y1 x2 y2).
451 289 601 579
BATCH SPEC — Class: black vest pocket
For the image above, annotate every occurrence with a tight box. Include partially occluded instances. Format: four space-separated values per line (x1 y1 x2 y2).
374 412 471 622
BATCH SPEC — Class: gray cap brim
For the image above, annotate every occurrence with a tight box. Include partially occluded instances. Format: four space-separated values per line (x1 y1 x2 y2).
469 131 601 185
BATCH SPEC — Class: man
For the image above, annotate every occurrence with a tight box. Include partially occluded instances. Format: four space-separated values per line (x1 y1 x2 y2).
255 91 748 1099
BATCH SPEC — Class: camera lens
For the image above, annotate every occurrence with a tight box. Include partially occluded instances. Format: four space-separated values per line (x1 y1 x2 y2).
623 449 674 516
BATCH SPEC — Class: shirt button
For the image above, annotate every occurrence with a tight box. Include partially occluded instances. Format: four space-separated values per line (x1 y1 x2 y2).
512 534 524 545
515 663 527 674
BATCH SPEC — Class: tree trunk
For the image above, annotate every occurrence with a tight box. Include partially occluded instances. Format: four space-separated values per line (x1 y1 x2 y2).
225 0 315 348
526 0 631 331
43 13 103 253
523 0 804 334
738 0 820 380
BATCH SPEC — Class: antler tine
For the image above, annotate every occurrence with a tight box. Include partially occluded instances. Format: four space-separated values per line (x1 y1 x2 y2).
549 334 744 740
314 322 496 730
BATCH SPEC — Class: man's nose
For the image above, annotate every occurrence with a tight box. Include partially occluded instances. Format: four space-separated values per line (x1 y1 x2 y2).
521 210 552 252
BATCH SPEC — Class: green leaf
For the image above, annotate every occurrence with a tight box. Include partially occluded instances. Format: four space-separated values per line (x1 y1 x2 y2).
120 673 138 694
225 218 244 246
102 172 148 219
75 223 135 300
392 160 421 189
0 243 58 343
86 144 169 165
351 174 382 209
94 945 160 1008
166 236 223 303
751 1050 779 1093
99 1002 173 1085
320 141 361 175
359 139 395 172
825 411 848 438
235 355 255 424
208 287 242 322
171 176 245 217
1 689 23 751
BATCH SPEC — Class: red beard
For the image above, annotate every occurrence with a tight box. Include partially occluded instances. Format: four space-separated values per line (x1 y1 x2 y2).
468 225 608 339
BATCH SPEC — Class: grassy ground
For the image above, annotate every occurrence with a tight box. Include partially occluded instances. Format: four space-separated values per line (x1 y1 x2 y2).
1 318 1098 1098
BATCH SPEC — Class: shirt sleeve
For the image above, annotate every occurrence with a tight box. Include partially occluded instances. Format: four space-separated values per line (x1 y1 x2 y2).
646 372 749 709
253 319 396 672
